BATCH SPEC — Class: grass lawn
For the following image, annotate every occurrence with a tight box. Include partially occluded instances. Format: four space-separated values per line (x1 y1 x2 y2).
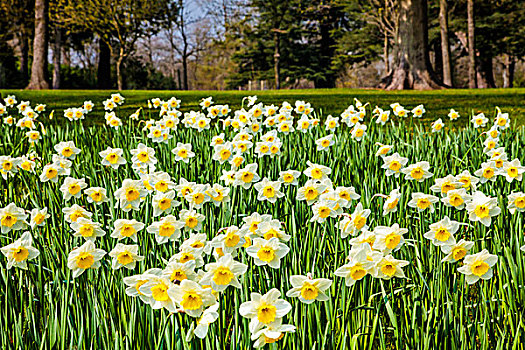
1 88 525 126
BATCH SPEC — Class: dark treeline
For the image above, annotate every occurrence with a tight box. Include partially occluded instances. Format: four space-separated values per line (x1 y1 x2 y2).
0 0 523 90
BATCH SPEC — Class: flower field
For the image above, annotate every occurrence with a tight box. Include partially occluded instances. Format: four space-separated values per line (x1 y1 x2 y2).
0 93 524 349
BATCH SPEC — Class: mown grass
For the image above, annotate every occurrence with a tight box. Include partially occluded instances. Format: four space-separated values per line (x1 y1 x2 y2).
1 88 525 126
0 95 524 349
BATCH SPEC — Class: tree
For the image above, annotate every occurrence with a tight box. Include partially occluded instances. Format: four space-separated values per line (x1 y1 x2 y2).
56 0 169 90
381 0 442 90
27 0 50 89
467 0 476 88
439 0 452 86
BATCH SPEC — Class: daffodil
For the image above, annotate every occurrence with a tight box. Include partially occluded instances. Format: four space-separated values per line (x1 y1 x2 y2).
71 217 106 241
315 134 335 151
29 207 49 229
441 188 471 210
304 161 331 181
411 104 425 117
163 259 197 284
408 192 439 213
334 245 378 286
172 143 195 163
441 239 474 263
200 254 248 292
210 226 246 254
507 192 525 214
254 178 284 203
147 215 184 244
84 187 109 204
170 279 217 317
1 231 39 269
111 219 145 242
59 177 87 201
381 153 408 178
457 249 498 284
0 203 28 233
375 143 393 157
448 109 460 121
339 203 371 238
62 204 92 223
246 238 290 269
424 216 459 246
255 220 291 242
286 274 332 304
455 170 479 191
251 319 296 348
239 288 292 333
67 240 106 278
471 113 488 128
374 255 409 280
114 179 147 212
54 141 81 160
109 243 144 270
234 163 260 189
474 161 498 183
351 122 367 141
372 224 407 253
382 188 401 215
296 180 327 205
402 161 433 182
139 275 179 312
466 191 501 227
39 162 65 183
325 115 340 130
500 159 524 183
99 148 126 171
180 209 205 231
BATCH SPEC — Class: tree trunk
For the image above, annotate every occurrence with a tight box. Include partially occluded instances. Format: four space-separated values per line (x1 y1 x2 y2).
439 0 452 87
502 55 515 88
384 32 389 75
116 49 124 91
467 0 476 88
52 27 61 89
380 0 442 90
273 32 280 90
476 54 495 88
433 40 443 81
19 33 29 82
182 54 188 90
97 39 112 89
26 0 49 90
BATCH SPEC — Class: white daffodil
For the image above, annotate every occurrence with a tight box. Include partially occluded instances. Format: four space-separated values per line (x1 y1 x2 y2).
441 188 471 210
458 249 498 284
1 231 39 269
286 274 332 304
67 240 106 278
239 288 292 333
424 216 459 246
381 153 408 178
466 191 501 227
147 215 184 244
70 217 106 242
59 177 87 201
408 192 439 213
199 254 248 292
109 243 144 270
111 219 144 242
441 239 475 263
507 192 525 214
0 203 28 234
170 279 217 317
372 224 407 253
254 178 284 203
374 255 409 280
402 161 433 182
99 147 126 169
246 238 290 269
